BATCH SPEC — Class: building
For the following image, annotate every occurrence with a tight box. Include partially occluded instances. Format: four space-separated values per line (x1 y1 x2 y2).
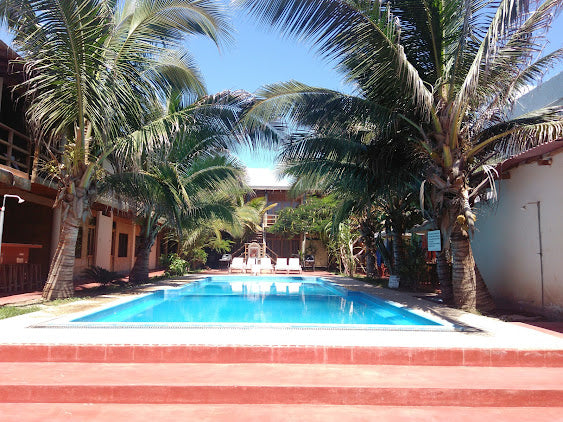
245 168 329 268
472 73 563 319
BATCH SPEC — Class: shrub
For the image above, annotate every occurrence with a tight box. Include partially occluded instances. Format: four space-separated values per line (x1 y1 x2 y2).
163 253 189 276
188 248 207 270
399 236 437 291
81 266 122 286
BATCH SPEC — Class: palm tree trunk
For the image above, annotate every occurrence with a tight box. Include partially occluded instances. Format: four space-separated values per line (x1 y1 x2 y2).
129 231 157 284
437 249 453 304
360 222 376 278
339 244 351 276
475 263 496 313
30 141 41 184
390 230 403 286
450 226 476 311
365 251 376 278
42 202 83 300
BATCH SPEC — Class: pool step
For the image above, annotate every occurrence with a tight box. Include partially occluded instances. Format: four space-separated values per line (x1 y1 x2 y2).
1 403 563 422
1 362 562 406
1 344 562 366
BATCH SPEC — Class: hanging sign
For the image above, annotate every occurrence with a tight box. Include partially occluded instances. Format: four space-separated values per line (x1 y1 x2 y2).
427 230 442 252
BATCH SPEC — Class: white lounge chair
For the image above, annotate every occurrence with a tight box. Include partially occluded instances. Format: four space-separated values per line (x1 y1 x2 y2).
260 257 274 274
228 257 245 273
288 258 302 274
274 258 289 274
245 258 257 273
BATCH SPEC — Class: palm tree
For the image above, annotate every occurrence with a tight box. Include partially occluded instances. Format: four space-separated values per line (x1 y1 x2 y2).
239 0 563 311
276 112 423 283
0 0 231 298
103 91 252 283
103 153 243 283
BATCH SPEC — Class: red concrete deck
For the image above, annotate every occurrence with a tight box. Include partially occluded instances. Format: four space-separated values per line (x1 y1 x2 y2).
1 362 562 406
1 344 561 366
1 404 562 422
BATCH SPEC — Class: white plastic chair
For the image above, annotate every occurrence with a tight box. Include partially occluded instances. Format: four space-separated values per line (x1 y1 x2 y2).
260 257 274 274
288 258 302 274
228 257 245 273
245 258 257 273
274 258 289 274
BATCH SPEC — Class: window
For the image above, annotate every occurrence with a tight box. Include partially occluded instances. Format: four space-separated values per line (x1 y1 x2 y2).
75 227 83 258
118 233 128 257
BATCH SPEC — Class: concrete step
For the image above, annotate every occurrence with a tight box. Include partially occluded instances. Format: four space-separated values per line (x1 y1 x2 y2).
1 362 562 406
1 344 561 366
1 404 563 422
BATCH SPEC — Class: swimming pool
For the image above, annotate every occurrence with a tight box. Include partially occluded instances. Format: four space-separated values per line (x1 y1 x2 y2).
70 276 449 329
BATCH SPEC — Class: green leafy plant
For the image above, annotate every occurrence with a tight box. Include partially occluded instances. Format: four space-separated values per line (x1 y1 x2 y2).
185 248 208 270
81 266 122 286
399 236 437 292
163 253 189 276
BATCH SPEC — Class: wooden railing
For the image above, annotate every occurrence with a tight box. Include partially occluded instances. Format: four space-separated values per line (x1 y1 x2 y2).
264 245 278 262
0 122 32 175
0 263 43 294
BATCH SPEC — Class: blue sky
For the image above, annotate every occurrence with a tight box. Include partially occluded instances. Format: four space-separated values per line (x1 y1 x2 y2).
1 5 562 170
186 9 354 169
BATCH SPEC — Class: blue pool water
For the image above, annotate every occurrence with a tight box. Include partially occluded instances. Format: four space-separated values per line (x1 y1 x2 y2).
72 276 443 327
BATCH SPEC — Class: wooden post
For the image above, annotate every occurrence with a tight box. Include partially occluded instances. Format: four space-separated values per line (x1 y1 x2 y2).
7 130 13 168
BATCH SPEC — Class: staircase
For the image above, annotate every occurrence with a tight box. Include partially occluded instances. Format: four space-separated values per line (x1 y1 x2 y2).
247 232 263 245
0 344 561 420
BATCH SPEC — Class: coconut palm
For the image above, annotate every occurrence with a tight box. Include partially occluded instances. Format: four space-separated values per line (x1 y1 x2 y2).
0 0 232 298
102 91 254 283
239 0 563 311
103 153 243 283
274 108 424 283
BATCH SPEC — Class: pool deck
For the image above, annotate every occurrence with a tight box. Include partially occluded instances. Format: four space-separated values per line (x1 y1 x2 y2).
1 271 562 352
1 272 562 421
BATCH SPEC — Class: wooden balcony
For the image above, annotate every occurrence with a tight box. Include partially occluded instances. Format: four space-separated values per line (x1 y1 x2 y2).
0 121 33 176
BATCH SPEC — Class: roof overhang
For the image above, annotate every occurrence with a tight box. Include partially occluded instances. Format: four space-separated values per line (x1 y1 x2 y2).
496 139 563 175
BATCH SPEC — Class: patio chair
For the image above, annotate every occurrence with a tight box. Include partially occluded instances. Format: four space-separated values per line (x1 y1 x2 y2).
274 258 289 274
260 257 274 274
245 258 257 273
288 258 302 274
228 257 245 273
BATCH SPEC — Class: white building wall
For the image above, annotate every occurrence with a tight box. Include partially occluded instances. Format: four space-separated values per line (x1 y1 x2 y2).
472 151 563 318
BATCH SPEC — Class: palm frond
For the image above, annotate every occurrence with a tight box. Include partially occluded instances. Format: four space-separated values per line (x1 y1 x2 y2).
468 106 563 158
237 0 432 115
456 0 537 109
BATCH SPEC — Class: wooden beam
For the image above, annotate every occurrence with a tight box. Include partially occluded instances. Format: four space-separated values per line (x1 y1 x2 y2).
0 187 54 207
